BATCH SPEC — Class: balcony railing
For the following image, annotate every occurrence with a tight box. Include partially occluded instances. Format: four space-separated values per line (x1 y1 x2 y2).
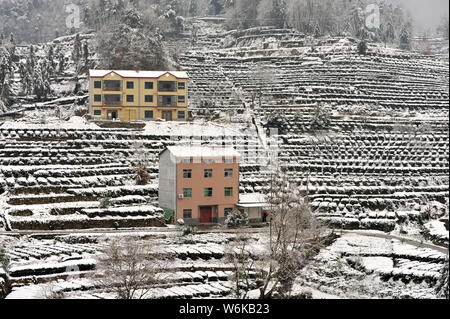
158 102 178 108
103 101 123 107
103 87 122 92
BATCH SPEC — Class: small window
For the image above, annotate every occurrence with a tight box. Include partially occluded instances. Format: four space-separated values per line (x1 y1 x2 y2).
93 110 102 116
224 208 233 218
94 81 102 89
178 82 185 90
144 110 154 119
94 94 102 102
183 209 192 219
225 169 233 178
183 188 192 198
126 95 134 102
183 169 192 178
145 82 154 90
224 157 234 164
204 169 213 178
204 188 213 197
178 95 186 103
204 158 213 164
178 111 185 120
183 158 193 164
145 95 153 103
126 81 134 89
225 187 233 197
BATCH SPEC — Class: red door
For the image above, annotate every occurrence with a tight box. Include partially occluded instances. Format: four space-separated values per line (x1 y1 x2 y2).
200 207 212 224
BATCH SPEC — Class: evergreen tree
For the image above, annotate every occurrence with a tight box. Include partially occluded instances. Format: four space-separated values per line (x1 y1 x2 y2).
83 42 89 64
47 45 56 76
32 61 51 101
358 40 368 55
72 33 82 64
0 39 14 106
399 24 411 50
96 8 167 70
58 52 65 75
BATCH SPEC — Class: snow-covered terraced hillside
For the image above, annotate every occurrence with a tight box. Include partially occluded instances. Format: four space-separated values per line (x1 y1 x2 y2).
298 233 448 299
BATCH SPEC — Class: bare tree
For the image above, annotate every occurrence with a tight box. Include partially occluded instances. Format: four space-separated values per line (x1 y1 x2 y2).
225 230 258 298
257 168 326 299
96 238 169 299
0 239 12 298
132 140 151 186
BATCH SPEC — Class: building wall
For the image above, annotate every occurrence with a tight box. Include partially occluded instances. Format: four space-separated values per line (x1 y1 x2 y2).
89 72 188 121
175 158 239 223
158 151 177 213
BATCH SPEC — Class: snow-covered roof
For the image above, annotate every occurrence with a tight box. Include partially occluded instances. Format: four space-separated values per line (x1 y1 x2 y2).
89 70 189 79
164 146 241 159
238 193 266 205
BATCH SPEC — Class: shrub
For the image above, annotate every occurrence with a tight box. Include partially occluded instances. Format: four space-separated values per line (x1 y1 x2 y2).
436 257 449 299
182 225 198 236
311 105 332 129
99 197 111 209
358 40 368 55
225 210 249 229
266 112 288 134
134 163 150 186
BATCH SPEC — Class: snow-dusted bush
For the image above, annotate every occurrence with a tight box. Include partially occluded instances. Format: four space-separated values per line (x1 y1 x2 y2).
358 40 368 55
134 163 150 186
311 105 332 129
225 210 249 229
99 197 111 209
436 257 449 299
182 225 198 236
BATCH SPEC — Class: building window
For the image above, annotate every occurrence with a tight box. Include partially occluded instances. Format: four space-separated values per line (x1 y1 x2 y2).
224 208 233 218
93 110 102 116
204 158 213 164
126 81 134 89
225 169 233 178
144 110 154 119
183 209 192 219
183 169 192 178
178 111 185 120
224 157 234 164
183 158 193 164
94 81 102 89
145 82 154 90
178 95 186 103
204 188 213 197
178 82 185 90
94 94 102 102
204 169 213 178
225 187 233 197
183 188 192 198
126 95 134 102
145 95 153 103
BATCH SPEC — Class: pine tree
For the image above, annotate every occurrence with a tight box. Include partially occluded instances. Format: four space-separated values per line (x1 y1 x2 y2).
399 24 411 50
0 40 14 106
72 33 82 64
83 42 89 67
358 40 368 55
58 52 65 75
47 45 56 76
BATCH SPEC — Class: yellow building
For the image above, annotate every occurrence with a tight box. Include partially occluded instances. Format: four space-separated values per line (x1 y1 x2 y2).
88 70 189 122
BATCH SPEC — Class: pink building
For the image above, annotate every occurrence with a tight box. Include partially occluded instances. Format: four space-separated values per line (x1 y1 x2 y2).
159 146 241 225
